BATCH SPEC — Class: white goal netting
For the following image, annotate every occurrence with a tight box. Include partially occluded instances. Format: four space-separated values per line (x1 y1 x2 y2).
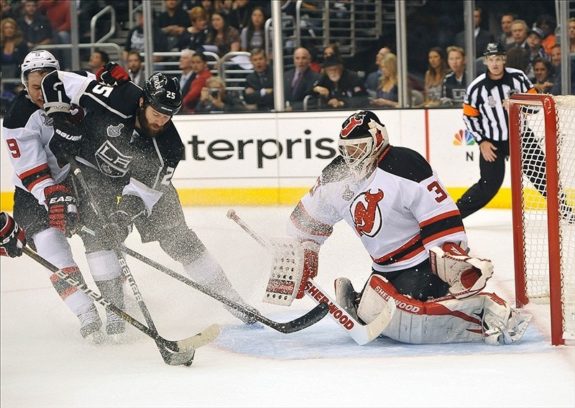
514 95 575 341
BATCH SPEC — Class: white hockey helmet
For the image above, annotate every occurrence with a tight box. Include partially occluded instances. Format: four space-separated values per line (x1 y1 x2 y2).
338 110 389 180
20 50 60 89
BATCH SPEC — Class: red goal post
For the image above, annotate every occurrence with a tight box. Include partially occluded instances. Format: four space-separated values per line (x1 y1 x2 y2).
508 94 575 346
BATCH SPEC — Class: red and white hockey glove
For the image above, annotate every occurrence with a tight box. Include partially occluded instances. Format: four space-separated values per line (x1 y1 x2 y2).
44 184 79 237
96 62 129 86
429 242 493 299
0 212 26 257
296 241 320 299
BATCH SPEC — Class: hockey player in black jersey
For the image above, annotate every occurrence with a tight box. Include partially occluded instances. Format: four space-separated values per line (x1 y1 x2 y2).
283 110 530 345
40 68 257 323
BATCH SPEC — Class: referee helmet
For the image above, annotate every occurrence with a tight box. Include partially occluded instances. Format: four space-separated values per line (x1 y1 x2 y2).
483 43 506 57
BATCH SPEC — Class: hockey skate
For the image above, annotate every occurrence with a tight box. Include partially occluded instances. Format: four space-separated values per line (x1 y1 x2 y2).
334 277 360 321
95 277 126 336
483 308 532 345
105 308 126 336
78 305 104 343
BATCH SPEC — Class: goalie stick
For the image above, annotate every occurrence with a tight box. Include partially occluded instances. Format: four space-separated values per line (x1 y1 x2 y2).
68 158 205 366
23 246 219 365
226 209 396 345
120 244 329 334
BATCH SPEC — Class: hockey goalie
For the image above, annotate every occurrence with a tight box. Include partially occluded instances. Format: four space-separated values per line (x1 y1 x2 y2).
265 110 531 345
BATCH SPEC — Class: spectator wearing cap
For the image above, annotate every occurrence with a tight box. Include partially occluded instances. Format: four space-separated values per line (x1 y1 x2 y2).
312 55 368 109
525 27 548 81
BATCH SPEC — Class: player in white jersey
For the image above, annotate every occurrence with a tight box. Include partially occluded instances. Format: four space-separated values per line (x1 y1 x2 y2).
287 110 530 345
1 50 106 340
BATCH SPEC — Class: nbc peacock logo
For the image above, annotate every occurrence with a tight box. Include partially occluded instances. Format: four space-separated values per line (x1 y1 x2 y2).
453 129 476 146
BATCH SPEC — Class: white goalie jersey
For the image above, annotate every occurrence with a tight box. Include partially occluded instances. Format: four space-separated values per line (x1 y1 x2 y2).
288 146 467 273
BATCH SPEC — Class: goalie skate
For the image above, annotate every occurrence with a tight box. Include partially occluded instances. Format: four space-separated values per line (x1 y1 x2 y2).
484 308 532 345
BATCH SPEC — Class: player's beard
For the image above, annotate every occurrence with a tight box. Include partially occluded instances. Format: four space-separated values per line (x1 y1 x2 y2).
137 106 164 137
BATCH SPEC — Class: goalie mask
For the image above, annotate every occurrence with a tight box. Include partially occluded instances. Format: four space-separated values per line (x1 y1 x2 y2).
338 110 389 180
20 50 60 91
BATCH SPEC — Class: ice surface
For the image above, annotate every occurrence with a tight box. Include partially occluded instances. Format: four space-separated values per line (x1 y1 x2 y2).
1 208 574 408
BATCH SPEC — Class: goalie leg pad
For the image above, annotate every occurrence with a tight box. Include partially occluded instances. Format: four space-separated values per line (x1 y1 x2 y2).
359 274 491 344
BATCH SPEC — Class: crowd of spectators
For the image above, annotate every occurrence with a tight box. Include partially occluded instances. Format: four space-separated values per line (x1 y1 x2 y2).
1 0 574 115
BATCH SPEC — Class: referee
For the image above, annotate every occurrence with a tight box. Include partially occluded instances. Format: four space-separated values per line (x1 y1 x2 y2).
456 42 537 218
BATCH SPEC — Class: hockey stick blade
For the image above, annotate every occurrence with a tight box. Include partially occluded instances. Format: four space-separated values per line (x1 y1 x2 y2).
23 247 219 365
227 209 396 345
158 324 221 366
120 244 329 333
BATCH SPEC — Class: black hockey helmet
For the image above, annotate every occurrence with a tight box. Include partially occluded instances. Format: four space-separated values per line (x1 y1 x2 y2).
143 72 182 115
483 43 506 57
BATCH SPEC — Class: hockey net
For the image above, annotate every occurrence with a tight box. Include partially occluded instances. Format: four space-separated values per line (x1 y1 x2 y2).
509 94 575 345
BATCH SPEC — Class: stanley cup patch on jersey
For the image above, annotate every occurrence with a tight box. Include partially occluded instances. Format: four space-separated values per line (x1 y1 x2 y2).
106 123 124 138
95 141 133 177
350 189 384 237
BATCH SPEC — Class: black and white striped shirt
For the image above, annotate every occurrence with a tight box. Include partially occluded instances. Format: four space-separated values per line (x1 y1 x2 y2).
463 67 535 143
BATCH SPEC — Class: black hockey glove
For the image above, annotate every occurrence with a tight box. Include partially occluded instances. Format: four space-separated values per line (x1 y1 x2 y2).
105 195 146 246
96 62 129 86
44 184 79 237
48 112 83 166
0 212 26 257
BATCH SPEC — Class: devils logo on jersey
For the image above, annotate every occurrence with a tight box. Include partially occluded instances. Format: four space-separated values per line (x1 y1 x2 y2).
350 189 384 237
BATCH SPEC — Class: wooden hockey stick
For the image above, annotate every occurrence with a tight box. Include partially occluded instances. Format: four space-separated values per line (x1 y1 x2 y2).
68 158 205 366
120 244 329 334
226 209 396 345
24 247 219 365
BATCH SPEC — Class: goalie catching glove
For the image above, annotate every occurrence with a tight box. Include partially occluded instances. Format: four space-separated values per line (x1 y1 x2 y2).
429 242 493 299
0 212 26 257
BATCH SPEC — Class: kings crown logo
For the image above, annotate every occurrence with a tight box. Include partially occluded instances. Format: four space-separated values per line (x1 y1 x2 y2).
453 129 475 146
